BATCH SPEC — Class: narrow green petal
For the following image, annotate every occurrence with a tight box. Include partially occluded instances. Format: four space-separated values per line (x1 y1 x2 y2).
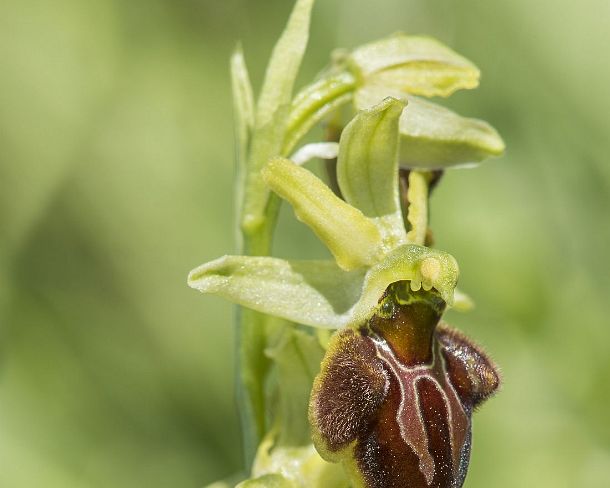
356 88 505 168
337 97 408 250
349 244 459 326
188 256 365 328
348 34 479 98
263 158 383 270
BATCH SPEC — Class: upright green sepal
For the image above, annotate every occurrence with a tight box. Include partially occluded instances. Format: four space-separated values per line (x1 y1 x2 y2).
346 34 480 98
262 158 383 271
337 97 408 251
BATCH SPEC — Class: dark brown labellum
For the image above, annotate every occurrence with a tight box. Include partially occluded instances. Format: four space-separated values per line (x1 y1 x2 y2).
309 282 500 488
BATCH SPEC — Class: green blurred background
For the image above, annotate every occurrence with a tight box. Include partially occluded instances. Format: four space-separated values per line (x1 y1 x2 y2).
1 0 609 486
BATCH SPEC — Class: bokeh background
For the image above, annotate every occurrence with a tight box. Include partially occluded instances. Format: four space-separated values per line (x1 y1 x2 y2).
1 0 609 486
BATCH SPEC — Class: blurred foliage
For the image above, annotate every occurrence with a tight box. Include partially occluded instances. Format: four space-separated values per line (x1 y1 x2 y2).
0 0 609 487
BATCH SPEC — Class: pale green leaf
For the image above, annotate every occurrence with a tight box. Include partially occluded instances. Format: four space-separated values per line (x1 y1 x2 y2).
347 33 480 97
263 158 383 270
188 256 365 328
356 87 505 168
337 97 408 250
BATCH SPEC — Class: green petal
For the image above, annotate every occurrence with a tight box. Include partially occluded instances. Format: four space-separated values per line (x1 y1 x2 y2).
350 244 459 326
347 34 479 98
356 87 505 168
188 256 366 328
336 97 408 251
263 158 383 270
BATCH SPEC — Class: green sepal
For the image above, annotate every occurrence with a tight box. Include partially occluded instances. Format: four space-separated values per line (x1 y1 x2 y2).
188 256 365 329
263 158 383 270
337 97 408 251
347 33 480 98
356 87 505 168
188 245 458 330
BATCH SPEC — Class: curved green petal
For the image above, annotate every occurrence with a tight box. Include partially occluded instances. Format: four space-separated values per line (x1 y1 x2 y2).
188 256 365 328
356 87 505 168
347 34 479 98
263 158 383 270
336 97 408 250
